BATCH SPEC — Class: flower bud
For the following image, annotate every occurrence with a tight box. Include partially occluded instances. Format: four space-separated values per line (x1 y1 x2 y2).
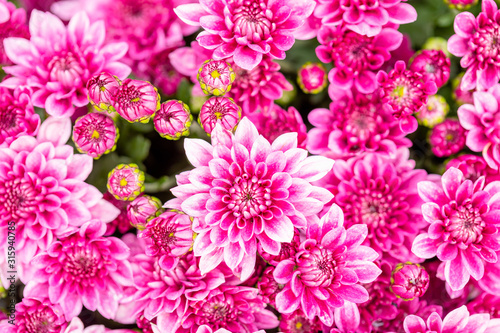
199 96 241 135
73 112 119 158
107 163 145 201
87 72 121 112
127 195 163 230
297 62 327 94
110 79 160 123
416 94 449 128
429 118 467 158
197 59 235 96
154 100 192 140
390 262 429 300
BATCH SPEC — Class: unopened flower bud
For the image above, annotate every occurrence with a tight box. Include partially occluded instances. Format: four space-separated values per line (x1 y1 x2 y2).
197 59 235 96
107 163 145 201
110 79 160 123
127 195 163 230
154 100 192 140
199 96 241 135
87 72 121 112
390 262 429 300
297 62 327 94
73 112 119 158
416 95 449 128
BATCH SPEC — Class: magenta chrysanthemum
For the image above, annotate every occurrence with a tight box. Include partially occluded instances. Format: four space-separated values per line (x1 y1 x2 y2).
448 0 500 90
0 87 39 146
110 79 160 123
412 167 500 291
273 204 382 326
199 97 241 134
1 11 131 117
390 262 429 301
72 112 119 158
13 298 68 333
409 49 451 88
167 117 334 280
154 100 193 140
107 163 145 201
316 26 402 94
446 154 500 184
297 62 327 94
429 119 467 158
25 220 133 320
87 72 121 112
317 149 428 262
174 0 316 70
307 88 411 159
127 195 163 230
0 0 29 65
198 59 235 96
314 0 417 37
377 61 438 134
416 94 450 128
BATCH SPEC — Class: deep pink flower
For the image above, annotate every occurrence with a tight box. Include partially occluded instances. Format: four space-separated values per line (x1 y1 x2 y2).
316 26 402 93
138 210 193 270
127 195 163 230
72 112 119 158
447 154 500 184
297 62 328 94
410 50 451 88
390 262 429 301
110 79 160 123
279 309 322 333
226 56 293 115
25 220 133 320
416 94 450 128
448 0 500 90
0 0 29 65
167 117 334 280
247 103 307 149
1 11 131 117
429 119 467 158
0 117 119 284
175 0 316 70
14 298 68 333
307 88 411 159
154 100 193 140
273 204 382 326
199 97 241 134
314 0 417 37
412 167 500 291
318 149 428 263
107 163 145 201
377 61 438 134
198 59 235 96
87 72 121 113
445 0 478 10
0 87 39 146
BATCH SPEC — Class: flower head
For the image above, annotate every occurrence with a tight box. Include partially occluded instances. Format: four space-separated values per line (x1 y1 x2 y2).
175 0 316 70
198 59 235 96
297 62 328 94
168 117 334 280
199 96 241 135
377 61 438 133
26 220 133 320
110 79 160 123
127 195 163 230
0 87 39 146
138 210 193 270
390 262 429 301
429 119 467 158
0 0 29 65
107 163 145 201
154 100 192 140
446 154 500 184
412 167 500 291
448 0 500 90
273 204 382 326
1 11 130 117
72 112 119 158
409 49 451 88
87 72 121 112
14 298 68 333
416 94 450 128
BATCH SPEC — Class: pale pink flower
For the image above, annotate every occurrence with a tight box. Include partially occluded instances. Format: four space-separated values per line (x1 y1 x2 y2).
110 79 160 123
274 204 382 326
429 119 467 158
1 11 131 117
314 0 417 37
316 26 402 93
154 100 193 140
412 167 500 291
72 112 119 158
13 298 68 333
0 0 29 65
448 0 500 90
127 195 163 230
174 0 316 70
297 62 328 94
0 87 39 146
25 220 133 320
410 50 451 88
390 262 429 301
167 117 334 280
107 163 145 201
198 59 235 96
198 97 241 134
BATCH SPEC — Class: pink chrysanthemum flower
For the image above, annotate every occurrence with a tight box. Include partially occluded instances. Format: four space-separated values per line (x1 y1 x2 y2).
154 100 193 140
167 117 334 280
0 117 119 284
307 88 411 159
199 97 241 134
0 0 29 65
279 309 322 333
412 167 500 291
87 72 121 112
138 210 193 270
107 163 145 201
127 195 163 230
72 112 119 159
453 73 475 106
297 62 328 94
14 298 68 333
227 56 293 115
447 154 500 184
1 11 131 117
416 94 450 128
317 149 428 263
0 87 39 146
110 79 160 123
429 119 467 158
448 0 500 90
390 262 430 301
445 0 479 10
314 0 417 37
316 26 402 93
273 204 382 326
410 49 451 88
377 61 438 134
247 104 307 148
198 59 235 96
26 220 133 320
175 0 316 70
458 88 500 170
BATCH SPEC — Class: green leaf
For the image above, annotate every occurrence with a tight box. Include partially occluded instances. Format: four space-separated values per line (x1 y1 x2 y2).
122 135 151 162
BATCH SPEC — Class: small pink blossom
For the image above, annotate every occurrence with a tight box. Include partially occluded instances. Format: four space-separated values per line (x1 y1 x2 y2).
107 163 145 201
199 97 241 135
416 94 450 128
297 62 328 94
0 87 39 146
87 72 121 113
390 262 429 301
13 298 68 333
175 0 316 70
72 112 119 159
409 50 451 88
154 100 193 140
429 119 467 158
127 195 163 230
110 79 160 123
198 59 235 96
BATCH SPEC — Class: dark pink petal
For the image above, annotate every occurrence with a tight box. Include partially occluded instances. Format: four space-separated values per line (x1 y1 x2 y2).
462 250 484 280
457 104 481 130
197 31 224 49
479 65 499 89
386 3 417 24
437 243 458 261
454 12 476 38
200 15 226 32
334 301 360 333
273 33 295 51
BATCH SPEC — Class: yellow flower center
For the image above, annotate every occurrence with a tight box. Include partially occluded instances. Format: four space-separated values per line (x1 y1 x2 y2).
211 70 221 79
91 130 100 139
120 178 128 187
